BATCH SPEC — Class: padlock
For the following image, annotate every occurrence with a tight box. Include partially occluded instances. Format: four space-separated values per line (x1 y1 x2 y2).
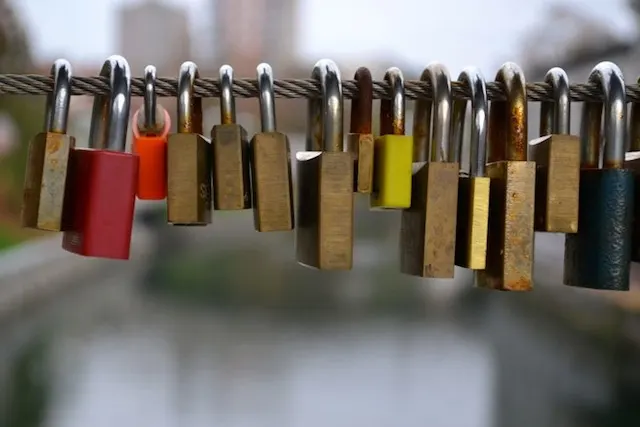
296 59 354 270
565 62 633 291
400 63 459 278
249 63 294 232
452 67 490 270
211 65 252 210
529 67 580 233
627 78 640 262
476 63 536 291
167 61 212 225
22 59 75 231
346 67 374 194
132 65 171 200
62 55 139 260
370 67 413 209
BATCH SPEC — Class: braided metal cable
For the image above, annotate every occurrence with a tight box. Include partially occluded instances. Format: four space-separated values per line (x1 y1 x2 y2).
0 74 640 102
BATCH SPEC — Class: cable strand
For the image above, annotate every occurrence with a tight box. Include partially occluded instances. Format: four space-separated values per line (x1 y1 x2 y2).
0 74 640 102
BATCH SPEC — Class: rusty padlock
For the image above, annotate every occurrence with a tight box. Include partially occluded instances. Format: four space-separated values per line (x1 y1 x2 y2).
167 61 212 225
296 59 354 270
529 67 580 233
452 67 490 270
250 63 294 232
400 63 459 278
22 59 75 231
476 63 536 291
211 65 252 210
62 55 139 260
346 67 374 194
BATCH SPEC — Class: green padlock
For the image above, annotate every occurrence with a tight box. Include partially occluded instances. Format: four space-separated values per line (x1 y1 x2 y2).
564 61 634 291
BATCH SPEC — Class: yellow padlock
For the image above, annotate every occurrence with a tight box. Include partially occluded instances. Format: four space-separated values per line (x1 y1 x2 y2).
370 67 413 209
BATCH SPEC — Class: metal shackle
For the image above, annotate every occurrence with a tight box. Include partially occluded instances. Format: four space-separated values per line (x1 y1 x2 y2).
257 63 276 132
88 55 131 152
45 59 72 134
142 65 158 130
219 64 237 125
580 61 626 169
177 61 203 135
487 62 527 163
450 67 488 177
413 62 453 162
379 67 406 136
350 67 373 135
540 67 570 136
306 59 344 152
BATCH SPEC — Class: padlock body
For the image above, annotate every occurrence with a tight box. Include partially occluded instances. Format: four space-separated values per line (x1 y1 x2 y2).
626 156 640 262
477 161 535 291
400 161 459 278
530 134 580 233
370 134 413 209
133 134 167 200
211 124 251 210
296 151 354 270
22 132 75 231
455 176 490 270
250 131 294 232
346 133 374 193
564 168 634 291
167 133 212 225
62 149 139 260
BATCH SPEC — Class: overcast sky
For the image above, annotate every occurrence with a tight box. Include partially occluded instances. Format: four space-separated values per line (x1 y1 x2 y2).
12 0 636 75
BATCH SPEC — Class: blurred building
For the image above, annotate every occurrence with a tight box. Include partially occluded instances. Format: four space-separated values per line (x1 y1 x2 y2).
210 0 298 75
117 0 191 77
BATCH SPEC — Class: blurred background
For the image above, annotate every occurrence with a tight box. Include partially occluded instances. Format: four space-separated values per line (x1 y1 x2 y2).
1 0 640 426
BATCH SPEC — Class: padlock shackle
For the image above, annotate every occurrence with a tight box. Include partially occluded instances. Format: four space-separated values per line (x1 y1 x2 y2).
143 65 158 131
306 59 344 152
487 62 527 163
45 59 72 135
451 67 488 177
580 61 626 169
177 61 203 135
219 65 237 125
257 63 277 132
350 67 373 134
540 68 570 136
413 62 452 163
88 55 131 152
379 67 406 137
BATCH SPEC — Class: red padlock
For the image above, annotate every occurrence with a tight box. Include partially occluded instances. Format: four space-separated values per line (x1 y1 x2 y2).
132 65 171 200
62 55 139 260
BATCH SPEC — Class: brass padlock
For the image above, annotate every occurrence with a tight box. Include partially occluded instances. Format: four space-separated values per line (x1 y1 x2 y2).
452 67 490 270
400 63 459 278
346 67 374 194
211 65 252 210
296 59 354 270
370 67 413 209
250 63 294 232
477 63 536 291
529 67 580 233
22 59 75 231
167 61 212 225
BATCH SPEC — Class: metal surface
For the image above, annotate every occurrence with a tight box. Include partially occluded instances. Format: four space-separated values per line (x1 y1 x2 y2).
346 67 374 194
257 63 276 132
176 61 203 135
453 67 490 270
296 59 353 270
88 55 131 152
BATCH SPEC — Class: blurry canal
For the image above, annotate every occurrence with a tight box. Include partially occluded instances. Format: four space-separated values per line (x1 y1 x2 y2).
3 276 494 427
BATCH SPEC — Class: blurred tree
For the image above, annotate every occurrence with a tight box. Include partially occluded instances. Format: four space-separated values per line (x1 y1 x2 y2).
0 0 42 221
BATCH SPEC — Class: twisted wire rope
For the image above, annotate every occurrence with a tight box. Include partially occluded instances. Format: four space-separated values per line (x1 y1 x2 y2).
0 74 639 102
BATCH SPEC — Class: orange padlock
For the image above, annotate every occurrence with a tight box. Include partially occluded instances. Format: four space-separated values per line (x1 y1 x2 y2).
132 65 171 200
